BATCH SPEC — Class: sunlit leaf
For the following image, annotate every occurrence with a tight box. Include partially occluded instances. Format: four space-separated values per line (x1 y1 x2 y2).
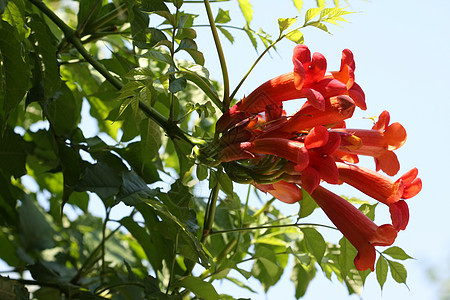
306 21 329 33
292 0 303 13
304 7 322 23
301 227 326 263
218 26 234 44
376 255 388 289
176 276 219 300
237 0 253 24
2 0 29 40
290 262 314 298
338 237 357 277
383 246 414 260
215 8 231 24
298 189 317 218
278 17 297 34
285 29 304 44
387 259 407 284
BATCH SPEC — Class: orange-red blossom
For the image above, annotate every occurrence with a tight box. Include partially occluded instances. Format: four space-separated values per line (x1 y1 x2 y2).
214 44 421 272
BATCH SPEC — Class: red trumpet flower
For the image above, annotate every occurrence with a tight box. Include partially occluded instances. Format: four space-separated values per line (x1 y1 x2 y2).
311 186 398 271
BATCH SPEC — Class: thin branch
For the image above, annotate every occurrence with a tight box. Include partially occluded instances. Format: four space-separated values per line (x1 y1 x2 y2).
201 168 221 243
203 0 230 111
230 36 282 100
210 222 338 235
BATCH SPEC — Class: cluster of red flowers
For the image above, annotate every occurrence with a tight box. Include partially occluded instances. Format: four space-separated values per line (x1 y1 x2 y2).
215 45 422 271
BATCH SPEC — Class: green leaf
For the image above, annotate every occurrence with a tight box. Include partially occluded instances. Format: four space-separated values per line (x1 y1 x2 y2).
172 138 194 177
143 198 210 267
292 0 303 13
196 164 208 181
376 256 388 289
0 231 19 266
141 49 173 65
138 0 169 12
244 26 257 50
301 227 326 263
175 28 197 40
2 0 28 40
252 245 283 291
290 262 313 298
316 0 325 7
237 0 253 24
217 26 234 44
28 15 60 99
120 216 163 271
183 49 205 66
218 172 234 197
0 126 29 178
298 189 317 218
338 237 357 277
306 21 329 33
383 246 414 260
304 7 322 23
278 17 297 34
57 142 82 207
358 203 376 221
387 259 407 284
180 67 220 107
75 161 122 201
46 83 79 136
18 195 55 251
140 118 162 160
285 29 304 44
176 276 219 300
215 8 231 24
117 171 158 206
116 142 160 183
0 20 30 115
169 76 187 93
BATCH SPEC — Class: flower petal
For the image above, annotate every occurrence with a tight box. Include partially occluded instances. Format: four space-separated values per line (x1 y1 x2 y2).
389 200 409 231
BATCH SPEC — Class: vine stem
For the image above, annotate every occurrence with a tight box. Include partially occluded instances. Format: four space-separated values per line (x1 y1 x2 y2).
201 169 221 243
28 0 202 147
203 0 230 111
210 222 338 235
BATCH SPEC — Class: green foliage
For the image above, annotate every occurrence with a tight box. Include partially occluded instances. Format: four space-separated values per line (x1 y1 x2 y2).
0 0 412 299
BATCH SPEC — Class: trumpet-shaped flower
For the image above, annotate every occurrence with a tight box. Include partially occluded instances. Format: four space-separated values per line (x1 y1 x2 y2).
219 138 309 169
215 45 365 133
278 95 356 134
311 186 398 271
336 162 422 230
333 111 407 175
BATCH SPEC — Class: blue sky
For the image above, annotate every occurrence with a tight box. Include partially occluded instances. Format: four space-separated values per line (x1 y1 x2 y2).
188 0 450 299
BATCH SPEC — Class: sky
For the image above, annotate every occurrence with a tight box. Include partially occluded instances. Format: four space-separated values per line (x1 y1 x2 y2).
185 0 450 299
